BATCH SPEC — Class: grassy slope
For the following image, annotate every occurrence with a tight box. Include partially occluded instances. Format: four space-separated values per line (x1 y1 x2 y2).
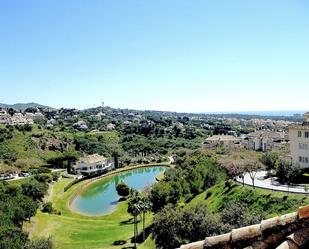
1 125 66 166
187 180 309 218
26 176 154 249
0 126 120 171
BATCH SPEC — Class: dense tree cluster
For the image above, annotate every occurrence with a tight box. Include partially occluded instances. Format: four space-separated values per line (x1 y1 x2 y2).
153 201 265 249
0 177 53 248
260 153 302 184
150 152 226 212
0 126 13 142
153 204 221 248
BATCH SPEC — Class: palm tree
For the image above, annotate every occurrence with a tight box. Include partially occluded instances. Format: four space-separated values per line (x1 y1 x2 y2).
111 149 120 168
140 194 152 242
127 190 142 248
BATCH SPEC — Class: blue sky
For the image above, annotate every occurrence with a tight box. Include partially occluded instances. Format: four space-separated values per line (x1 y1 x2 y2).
0 0 309 112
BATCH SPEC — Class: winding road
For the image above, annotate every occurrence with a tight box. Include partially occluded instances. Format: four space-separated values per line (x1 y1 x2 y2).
236 171 309 194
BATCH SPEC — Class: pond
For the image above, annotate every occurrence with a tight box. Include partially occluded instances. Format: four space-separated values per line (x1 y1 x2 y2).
70 166 166 216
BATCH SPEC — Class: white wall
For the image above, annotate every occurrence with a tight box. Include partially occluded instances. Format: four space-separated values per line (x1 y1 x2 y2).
290 128 309 168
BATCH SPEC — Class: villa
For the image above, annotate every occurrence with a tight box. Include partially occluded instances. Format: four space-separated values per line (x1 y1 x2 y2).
289 112 309 169
74 154 114 176
204 135 241 148
245 130 286 152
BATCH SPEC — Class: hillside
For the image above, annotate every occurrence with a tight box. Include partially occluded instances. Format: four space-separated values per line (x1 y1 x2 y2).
0 124 121 173
0 102 55 111
187 180 309 218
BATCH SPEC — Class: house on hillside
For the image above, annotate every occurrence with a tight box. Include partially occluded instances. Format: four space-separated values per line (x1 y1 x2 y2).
74 154 114 176
11 113 34 125
73 120 88 131
0 110 37 125
24 112 44 121
204 135 241 148
289 112 309 169
0 109 11 124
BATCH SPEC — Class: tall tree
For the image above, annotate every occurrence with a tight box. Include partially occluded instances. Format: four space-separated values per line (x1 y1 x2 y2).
111 149 121 168
246 160 264 189
260 153 279 184
127 190 142 248
139 194 152 242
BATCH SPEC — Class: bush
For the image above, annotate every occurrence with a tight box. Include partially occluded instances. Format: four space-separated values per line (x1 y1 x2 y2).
36 167 52 174
0 146 18 162
21 180 48 201
15 124 32 132
63 177 86 192
42 202 53 213
26 237 53 249
116 182 130 198
153 204 222 248
34 173 53 183
220 201 265 229
51 172 60 182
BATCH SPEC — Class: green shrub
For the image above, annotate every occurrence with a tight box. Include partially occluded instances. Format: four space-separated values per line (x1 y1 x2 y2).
26 236 53 249
34 173 53 183
116 182 130 198
42 202 53 213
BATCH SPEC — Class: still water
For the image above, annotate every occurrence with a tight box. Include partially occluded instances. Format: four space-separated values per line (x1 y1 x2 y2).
71 166 166 216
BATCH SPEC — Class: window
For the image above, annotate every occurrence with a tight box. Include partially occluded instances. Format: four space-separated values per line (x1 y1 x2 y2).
299 156 309 163
298 131 302 137
299 143 308 150
305 132 309 138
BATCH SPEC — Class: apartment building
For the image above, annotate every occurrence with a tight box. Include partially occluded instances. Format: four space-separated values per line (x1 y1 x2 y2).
289 112 309 168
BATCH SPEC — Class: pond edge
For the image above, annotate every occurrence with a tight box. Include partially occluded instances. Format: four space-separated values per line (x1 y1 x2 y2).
67 163 170 216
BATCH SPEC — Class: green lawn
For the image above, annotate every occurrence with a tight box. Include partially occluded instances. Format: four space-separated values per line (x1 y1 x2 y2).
25 177 155 249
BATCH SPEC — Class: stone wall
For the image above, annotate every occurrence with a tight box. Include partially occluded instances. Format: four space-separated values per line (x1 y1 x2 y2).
179 205 309 249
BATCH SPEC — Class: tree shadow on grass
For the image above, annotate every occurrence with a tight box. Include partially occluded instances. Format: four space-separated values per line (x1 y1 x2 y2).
120 217 141 226
118 197 127 202
120 217 134 225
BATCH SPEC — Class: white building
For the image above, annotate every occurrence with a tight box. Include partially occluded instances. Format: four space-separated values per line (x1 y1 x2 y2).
73 120 88 131
24 112 44 121
74 154 114 176
11 113 34 125
246 130 285 152
289 112 309 169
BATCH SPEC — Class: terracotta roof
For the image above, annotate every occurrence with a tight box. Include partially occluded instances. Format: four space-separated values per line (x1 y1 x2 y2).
179 205 309 249
247 130 284 139
205 135 240 142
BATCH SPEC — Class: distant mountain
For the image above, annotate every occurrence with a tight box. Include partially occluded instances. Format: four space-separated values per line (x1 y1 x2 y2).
0 102 55 111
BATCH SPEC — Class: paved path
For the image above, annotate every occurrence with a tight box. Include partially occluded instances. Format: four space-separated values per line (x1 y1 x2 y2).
236 171 309 194
5 169 65 182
